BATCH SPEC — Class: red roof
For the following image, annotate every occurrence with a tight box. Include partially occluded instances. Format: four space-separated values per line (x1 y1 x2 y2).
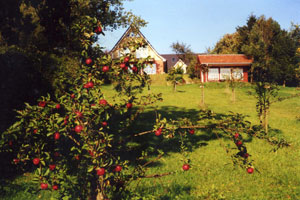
198 54 253 67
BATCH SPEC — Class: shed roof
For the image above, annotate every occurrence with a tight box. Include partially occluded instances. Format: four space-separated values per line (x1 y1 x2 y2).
198 54 253 67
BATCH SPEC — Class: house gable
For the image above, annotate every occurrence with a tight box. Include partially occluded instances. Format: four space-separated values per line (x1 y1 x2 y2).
110 26 165 62
110 26 165 74
173 59 187 74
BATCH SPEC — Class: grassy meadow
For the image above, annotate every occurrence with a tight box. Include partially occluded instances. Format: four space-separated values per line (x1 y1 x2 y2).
1 75 300 200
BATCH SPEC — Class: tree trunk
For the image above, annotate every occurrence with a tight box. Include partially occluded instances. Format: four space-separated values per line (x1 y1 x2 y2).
283 80 286 88
259 108 263 125
95 176 105 200
173 82 176 92
250 67 254 83
232 87 236 103
201 83 205 106
96 192 104 200
263 109 268 134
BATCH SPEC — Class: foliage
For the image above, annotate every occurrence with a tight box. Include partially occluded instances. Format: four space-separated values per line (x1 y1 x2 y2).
166 67 184 92
211 32 241 54
212 14 299 86
170 41 198 79
0 0 147 136
0 0 146 54
253 82 279 133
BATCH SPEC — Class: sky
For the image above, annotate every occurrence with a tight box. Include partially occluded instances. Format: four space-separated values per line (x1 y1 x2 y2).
98 0 300 54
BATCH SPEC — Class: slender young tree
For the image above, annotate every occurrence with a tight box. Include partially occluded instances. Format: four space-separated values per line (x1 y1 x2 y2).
170 41 198 78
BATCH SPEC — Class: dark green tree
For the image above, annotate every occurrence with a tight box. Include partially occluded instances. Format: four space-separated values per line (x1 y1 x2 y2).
241 16 297 85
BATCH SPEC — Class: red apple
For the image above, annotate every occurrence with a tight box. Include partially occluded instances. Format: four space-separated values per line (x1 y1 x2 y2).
70 94 75 98
124 57 130 63
234 133 239 139
182 164 190 171
75 125 83 133
49 164 56 171
96 168 105 176
236 141 243 147
85 58 92 65
132 66 138 73
54 132 60 140
189 129 195 135
102 66 109 72
55 104 61 109
243 153 249 158
38 101 46 107
83 83 89 88
75 155 80 160
40 183 48 190
114 165 122 172
86 81 94 88
33 158 40 165
75 111 83 118
13 158 20 164
54 152 60 157
95 26 102 34
33 129 38 134
247 167 254 174
120 63 126 69
8 140 13 146
88 150 94 157
52 185 59 190
126 102 132 109
102 121 108 127
99 99 108 106
155 128 162 136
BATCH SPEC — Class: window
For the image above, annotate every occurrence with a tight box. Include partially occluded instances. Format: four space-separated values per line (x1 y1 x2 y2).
144 64 156 74
232 68 243 80
172 57 176 62
136 47 148 58
220 68 231 80
208 68 219 81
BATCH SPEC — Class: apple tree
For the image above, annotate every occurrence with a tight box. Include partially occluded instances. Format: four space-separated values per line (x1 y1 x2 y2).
0 14 291 200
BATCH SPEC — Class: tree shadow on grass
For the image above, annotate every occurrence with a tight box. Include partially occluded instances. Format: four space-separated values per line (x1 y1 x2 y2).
120 106 225 164
0 178 37 198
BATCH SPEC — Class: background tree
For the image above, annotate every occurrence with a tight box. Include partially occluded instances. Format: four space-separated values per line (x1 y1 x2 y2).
212 14 299 133
166 67 184 92
212 15 298 86
289 23 300 86
211 32 240 54
0 0 146 132
170 41 198 78
241 16 297 85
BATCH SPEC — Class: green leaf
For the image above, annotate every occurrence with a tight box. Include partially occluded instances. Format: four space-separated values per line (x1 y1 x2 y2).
87 166 94 172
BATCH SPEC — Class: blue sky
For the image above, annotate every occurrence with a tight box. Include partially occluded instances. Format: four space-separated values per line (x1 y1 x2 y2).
98 0 300 54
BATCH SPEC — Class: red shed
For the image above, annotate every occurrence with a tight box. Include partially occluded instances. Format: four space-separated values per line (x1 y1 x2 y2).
197 54 253 82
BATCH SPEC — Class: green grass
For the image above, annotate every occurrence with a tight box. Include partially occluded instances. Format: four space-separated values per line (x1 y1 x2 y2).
120 83 300 200
2 81 300 200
